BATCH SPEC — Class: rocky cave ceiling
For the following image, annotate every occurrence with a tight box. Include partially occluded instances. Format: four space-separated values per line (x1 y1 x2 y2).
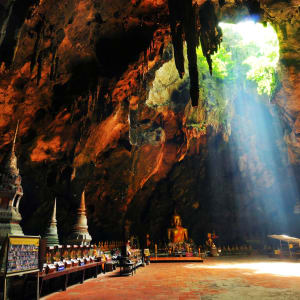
0 0 299 244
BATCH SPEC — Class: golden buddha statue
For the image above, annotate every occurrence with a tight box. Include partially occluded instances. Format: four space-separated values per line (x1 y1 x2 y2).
167 212 188 243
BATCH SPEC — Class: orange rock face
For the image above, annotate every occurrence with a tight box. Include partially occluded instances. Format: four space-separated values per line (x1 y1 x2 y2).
0 0 299 242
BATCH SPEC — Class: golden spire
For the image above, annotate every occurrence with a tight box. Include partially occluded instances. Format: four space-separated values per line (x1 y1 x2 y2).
67 189 92 245
76 190 88 230
51 197 57 224
79 190 86 214
5 121 19 175
11 120 19 155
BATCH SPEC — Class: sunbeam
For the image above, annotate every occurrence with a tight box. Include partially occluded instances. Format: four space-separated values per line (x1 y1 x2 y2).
186 261 300 277
202 20 299 243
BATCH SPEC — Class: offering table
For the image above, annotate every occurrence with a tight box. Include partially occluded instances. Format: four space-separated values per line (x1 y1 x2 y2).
38 261 105 296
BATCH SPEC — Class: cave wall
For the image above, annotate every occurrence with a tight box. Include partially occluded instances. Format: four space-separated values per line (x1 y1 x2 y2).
0 0 299 243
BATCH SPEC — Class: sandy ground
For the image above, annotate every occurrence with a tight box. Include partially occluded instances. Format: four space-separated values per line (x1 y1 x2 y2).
43 256 300 300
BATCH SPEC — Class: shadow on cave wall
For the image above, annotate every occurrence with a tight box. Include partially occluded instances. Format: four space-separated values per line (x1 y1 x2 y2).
95 25 156 77
15 22 160 242
51 57 99 114
19 161 82 241
19 144 133 242
125 98 300 247
170 79 190 113
0 0 39 66
5 0 299 247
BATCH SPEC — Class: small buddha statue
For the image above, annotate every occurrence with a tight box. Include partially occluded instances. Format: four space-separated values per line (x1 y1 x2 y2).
167 212 188 243
146 234 151 248
206 233 218 256
206 233 213 248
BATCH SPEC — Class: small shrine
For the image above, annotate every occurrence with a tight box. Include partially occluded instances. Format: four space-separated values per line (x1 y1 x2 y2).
0 123 24 245
44 198 60 247
67 190 92 246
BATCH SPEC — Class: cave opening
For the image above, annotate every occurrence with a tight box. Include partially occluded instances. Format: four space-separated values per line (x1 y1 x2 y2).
204 21 299 243
0 1 300 298
144 19 299 245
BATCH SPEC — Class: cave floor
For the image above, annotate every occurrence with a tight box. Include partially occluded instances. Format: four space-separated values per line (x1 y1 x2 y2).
43 256 300 300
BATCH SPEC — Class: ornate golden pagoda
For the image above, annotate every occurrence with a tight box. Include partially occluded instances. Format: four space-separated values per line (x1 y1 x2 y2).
67 190 92 246
0 122 24 245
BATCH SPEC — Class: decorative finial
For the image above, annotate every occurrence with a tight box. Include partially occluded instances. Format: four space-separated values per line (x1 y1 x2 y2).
79 190 86 213
11 120 19 155
5 121 20 175
51 198 57 223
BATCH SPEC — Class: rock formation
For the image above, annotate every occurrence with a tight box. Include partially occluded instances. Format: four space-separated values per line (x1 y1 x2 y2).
0 0 298 243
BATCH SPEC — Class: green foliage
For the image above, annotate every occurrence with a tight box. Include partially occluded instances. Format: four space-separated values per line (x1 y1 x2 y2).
196 45 234 80
194 44 234 134
244 57 277 95
243 46 278 96
196 22 279 98
186 21 279 137
187 122 207 132
224 22 279 97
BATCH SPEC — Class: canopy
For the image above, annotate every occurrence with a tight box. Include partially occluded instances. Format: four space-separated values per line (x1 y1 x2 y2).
268 234 300 245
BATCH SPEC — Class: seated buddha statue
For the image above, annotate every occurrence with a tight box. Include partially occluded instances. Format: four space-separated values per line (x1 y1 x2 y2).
167 213 188 243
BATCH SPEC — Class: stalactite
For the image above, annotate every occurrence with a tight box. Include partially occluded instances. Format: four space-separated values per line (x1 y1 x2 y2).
167 0 185 78
0 1 15 47
183 0 199 107
12 26 23 65
30 19 44 73
0 0 39 66
143 48 148 79
36 53 42 85
49 48 57 81
198 0 222 75
167 0 222 107
244 0 264 17
218 0 225 7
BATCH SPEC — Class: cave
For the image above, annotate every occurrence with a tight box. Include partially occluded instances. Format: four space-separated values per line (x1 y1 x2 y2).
0 0 300 299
